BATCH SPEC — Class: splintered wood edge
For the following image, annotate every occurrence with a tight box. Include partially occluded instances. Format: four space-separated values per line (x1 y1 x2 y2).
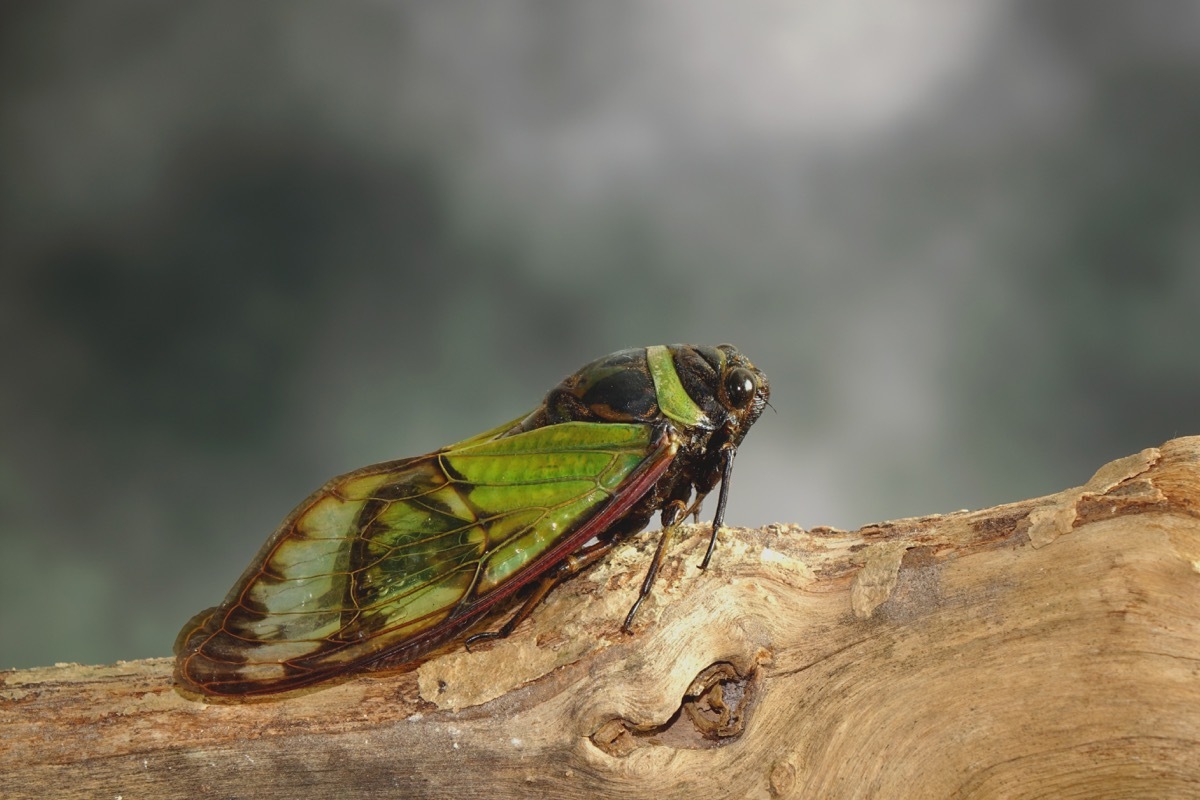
2 435 1199 800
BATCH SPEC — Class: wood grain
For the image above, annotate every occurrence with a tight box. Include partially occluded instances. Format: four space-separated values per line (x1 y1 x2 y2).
4 437 1200 799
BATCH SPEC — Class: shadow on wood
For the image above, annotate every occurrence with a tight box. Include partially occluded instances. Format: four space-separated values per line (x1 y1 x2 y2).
3 437 1199 798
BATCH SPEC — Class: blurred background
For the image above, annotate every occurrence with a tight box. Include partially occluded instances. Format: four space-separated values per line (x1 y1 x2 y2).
2 2 1198 670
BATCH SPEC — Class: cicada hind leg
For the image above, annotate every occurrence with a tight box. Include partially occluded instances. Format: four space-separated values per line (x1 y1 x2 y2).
620 496 691 632
464 535 624 651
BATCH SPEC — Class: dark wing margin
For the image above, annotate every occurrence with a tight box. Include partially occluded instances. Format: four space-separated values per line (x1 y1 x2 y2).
174 421 677 696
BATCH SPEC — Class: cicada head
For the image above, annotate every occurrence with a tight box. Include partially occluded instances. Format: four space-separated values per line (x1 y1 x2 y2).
711 343 770 438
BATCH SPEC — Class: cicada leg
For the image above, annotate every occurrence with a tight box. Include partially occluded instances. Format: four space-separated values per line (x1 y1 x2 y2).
464 536 620 650
621 497 689 632
700 441 737 569
682 438 739 570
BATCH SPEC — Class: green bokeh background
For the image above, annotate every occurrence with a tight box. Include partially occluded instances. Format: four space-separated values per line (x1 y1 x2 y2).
3 3 1198 669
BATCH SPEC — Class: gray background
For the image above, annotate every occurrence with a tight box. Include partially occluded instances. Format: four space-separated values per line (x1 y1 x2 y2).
3 2 1198 670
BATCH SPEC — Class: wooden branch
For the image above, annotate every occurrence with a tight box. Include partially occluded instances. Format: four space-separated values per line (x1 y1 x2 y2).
4 437 1200 799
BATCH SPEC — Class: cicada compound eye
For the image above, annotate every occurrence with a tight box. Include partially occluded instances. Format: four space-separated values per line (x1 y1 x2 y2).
724 367 757 409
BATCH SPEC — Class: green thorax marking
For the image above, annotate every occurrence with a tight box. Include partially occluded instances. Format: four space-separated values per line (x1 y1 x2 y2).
646 345 713 429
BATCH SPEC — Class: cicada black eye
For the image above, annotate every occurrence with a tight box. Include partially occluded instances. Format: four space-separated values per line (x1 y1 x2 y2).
724 367 757 409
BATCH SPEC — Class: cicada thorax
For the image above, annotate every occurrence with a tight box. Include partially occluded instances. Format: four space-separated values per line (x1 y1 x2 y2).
509 348 658 431
517 344 746 429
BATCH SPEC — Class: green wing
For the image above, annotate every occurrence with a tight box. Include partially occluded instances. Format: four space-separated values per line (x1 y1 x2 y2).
175 420 667 696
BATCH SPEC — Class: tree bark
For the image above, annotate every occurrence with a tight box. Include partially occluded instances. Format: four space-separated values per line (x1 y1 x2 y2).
4 437 1200 799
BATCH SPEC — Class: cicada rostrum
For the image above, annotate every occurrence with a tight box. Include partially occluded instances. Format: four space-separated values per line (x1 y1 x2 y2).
174 344 769 696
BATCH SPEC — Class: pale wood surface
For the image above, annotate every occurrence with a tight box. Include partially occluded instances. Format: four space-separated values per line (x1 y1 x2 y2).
4 437 1200 799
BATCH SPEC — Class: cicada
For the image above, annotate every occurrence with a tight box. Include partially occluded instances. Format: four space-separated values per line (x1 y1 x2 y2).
175 344 769 696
